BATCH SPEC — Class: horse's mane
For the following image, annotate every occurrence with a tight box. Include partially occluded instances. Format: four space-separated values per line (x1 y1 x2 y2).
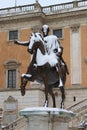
32 41 45 55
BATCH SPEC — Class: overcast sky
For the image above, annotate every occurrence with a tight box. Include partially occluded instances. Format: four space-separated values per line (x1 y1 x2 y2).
0 0 74 9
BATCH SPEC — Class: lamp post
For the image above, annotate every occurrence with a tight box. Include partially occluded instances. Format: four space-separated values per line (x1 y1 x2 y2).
15 0 17 11
15 0 17 7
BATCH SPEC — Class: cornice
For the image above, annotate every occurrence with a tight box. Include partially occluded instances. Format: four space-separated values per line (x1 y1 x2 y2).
0 8 87 26
45 9 87 21
0 11 46 24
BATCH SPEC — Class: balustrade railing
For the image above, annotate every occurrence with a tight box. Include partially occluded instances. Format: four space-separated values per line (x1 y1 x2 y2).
67 98 87 128
78 1 87 7
0 4 35 16
2 117 26 130
67 98 87 113
42 2 73 13
0 0 87 16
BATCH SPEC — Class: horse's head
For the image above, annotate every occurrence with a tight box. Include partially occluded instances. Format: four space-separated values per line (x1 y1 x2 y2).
28 32 45 55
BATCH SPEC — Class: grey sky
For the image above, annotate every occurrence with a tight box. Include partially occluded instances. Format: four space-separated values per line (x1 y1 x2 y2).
0 0 74 9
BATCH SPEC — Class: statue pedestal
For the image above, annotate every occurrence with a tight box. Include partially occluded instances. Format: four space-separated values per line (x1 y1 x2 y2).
19 107 75 130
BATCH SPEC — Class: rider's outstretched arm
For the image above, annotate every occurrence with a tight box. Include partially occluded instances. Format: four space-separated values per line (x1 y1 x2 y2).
14 40 29 46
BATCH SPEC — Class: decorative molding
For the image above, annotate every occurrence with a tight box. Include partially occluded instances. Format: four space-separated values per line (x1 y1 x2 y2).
70 24 80 32
4 59 21 69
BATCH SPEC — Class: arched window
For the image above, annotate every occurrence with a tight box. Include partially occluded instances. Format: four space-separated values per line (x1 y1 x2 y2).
4 60 21 89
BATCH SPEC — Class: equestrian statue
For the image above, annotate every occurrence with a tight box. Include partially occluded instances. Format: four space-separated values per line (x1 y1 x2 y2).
14 25 69 108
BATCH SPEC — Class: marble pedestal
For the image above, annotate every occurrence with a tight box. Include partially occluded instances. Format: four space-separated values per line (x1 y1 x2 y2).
19 107 75 130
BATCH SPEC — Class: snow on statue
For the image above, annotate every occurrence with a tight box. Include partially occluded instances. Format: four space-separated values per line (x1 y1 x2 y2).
14 25 69 108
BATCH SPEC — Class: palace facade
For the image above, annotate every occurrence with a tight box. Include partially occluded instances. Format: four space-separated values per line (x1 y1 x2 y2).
0 0 87 128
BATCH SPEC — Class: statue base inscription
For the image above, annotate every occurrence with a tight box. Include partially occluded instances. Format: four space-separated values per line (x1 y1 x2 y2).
19 107 75 130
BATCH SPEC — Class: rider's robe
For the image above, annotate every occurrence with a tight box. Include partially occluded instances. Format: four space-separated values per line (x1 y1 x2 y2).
43 35 61 54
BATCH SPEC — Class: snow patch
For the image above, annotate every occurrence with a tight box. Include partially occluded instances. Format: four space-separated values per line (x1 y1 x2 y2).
19 107 75 117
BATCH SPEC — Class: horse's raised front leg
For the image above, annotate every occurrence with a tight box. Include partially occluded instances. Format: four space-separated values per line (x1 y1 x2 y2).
20 65 31 96
20 73 34 96
60 86 65 109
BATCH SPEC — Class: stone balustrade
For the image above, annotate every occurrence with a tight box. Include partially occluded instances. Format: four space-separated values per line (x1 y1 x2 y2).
2 117 26 130
0 0 87 16
67 98 87 113
0 4 35 16
67 98 87 128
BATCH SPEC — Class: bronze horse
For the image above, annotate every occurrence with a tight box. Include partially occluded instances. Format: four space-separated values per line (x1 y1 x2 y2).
15 32 67 108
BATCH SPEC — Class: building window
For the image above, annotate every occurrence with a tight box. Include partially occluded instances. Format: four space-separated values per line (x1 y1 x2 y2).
8 70 16 88
4 60 21 89
9 30 18 41
53 29 63 38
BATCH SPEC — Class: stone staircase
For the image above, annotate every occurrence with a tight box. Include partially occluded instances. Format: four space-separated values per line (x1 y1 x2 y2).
2 117 26 130
2 98 87 130
67 98 87 129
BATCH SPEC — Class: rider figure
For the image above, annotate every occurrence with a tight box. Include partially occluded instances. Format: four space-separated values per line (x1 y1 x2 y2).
41 24 69 76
